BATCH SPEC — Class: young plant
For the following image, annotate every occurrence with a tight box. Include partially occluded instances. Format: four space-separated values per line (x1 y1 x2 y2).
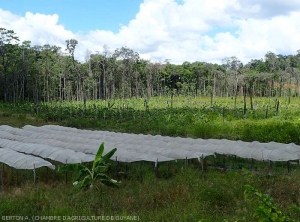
59 143 120 189
244 184 297 222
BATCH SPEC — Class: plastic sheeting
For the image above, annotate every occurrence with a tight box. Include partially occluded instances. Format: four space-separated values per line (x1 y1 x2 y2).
1 125 300 164
0 139 94 164
0 148 54 170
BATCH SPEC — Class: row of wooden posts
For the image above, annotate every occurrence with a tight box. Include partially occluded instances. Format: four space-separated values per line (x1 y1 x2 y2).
0 154 297 189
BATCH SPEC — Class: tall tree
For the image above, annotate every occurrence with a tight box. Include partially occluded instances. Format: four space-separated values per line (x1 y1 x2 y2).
0 28 19 102
223 56 243 108
113 47 140 102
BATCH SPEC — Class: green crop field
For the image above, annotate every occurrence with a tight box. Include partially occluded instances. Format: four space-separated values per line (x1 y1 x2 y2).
2 96 300 143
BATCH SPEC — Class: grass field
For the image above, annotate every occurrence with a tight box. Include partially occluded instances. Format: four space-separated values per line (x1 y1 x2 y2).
1 96 300 221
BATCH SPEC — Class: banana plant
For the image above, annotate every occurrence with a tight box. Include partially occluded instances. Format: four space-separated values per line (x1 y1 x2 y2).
59 143 120 189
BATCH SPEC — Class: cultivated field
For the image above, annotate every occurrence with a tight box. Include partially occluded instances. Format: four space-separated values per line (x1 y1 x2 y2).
1 96 300 221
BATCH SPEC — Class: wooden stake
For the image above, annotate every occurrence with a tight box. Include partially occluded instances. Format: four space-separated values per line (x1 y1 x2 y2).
233 155 236 170
287 161 291 174
200 155 205 178
33 164 36 185
16 169 18 185
155 159 158 178
125 163 128 179
185 157 188 168
65 160 68 184
115 156 118 178
0 163 4 191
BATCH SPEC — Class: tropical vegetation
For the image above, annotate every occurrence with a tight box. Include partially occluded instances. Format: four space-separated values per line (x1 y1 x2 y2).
1 27 300 221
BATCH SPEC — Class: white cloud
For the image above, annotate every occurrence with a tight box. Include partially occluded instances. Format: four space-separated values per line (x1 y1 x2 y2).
1 0 300 65
229 0 300 19
0 9 74 48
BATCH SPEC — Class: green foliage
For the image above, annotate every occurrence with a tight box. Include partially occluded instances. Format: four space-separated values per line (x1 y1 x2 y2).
244 184 299 222
3 26 300 104
58 143 120 189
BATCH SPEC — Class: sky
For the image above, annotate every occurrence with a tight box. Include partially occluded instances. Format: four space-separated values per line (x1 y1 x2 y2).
0 0 300 65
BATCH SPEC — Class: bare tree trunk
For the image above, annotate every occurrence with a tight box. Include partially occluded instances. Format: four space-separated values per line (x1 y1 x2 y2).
243 85 247 116
210 86 213 106
63 76 66 100
250 84 254 109
213 72 216 98
210 72 216 106
135 71 138 98
271 80 274 97
111 77 115 99
98 77 101 100
102 63 106 100
76 80 79 101
83 88 86 110
59 76 62 100
234 75 238 109
279 77 283 98
122 72 125 107
2 56 8 102
296 79 299 97
147 74 151 98
288 73 291 104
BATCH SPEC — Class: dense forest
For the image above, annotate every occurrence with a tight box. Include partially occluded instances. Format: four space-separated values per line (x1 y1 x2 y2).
1 27 300 105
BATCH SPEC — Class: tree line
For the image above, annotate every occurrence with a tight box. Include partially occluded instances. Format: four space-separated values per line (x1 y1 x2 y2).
1 27 300 106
